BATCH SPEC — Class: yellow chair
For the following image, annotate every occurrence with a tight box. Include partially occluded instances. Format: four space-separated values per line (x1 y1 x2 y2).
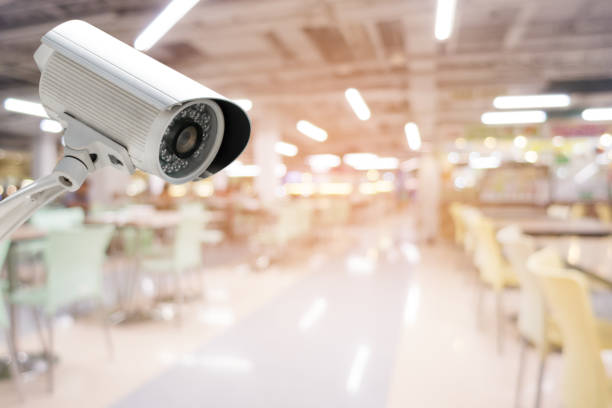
500 232 562 408
460 206 482 256
449 202 465 246
569 203 587 219
473 216 518 353
595 203 611 223
535 267 612 408
547 204 570 220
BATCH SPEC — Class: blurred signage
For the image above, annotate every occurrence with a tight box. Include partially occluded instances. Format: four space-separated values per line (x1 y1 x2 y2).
464 124 540 140
549 123 608 137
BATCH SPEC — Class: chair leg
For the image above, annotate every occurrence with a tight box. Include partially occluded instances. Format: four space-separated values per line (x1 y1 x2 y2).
534 352 547 408
514 337 528 408
475 280 485 330
175 272 184 325
45 315 54 393
32 308 49 352
496 290 504 354
5 329 24 401
98 300 114 360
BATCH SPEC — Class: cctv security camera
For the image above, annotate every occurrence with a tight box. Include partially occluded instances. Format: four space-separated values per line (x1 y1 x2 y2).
34 20 250 184
0 20 250 240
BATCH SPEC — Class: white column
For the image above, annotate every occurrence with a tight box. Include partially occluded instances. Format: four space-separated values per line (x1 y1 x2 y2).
254 129 281 208
30 133 59 179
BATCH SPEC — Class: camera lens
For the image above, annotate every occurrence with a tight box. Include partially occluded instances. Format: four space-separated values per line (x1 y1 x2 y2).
173 124 201 157
159 102 219 179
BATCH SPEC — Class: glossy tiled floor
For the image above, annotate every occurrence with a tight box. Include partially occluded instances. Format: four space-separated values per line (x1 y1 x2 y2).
0 215 569 407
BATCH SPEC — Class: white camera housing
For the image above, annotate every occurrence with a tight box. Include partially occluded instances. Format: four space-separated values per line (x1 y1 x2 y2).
34 20 250 184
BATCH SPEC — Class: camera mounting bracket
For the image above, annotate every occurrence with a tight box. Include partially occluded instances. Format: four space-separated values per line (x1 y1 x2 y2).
0 114 136 241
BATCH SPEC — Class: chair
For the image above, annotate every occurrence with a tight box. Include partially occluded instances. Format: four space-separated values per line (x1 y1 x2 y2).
547 204 570 220
569 203 586 219
535 266 612 408
449 202 465 246
30 206 85 231
141 214 205 322
499 230 562 408
9 225 115 392
595 203 611 223
473 216 518 353
0 239 23 400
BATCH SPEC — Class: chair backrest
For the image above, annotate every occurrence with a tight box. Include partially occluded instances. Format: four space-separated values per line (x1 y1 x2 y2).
449 202 465 245
498 227 550 348
547 204 570 220
595 203 611 223
43 225 114 313
474 216 509 288
0 239 11 329
535 267 609 408
173 215 205 271
569 203 586 219
460 206 482 254
30 207 85 231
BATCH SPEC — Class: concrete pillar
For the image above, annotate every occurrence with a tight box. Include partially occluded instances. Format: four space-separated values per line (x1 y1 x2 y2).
30 133 59 179
253 129 281 208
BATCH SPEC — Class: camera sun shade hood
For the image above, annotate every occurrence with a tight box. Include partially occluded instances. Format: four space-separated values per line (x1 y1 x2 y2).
34 20 250 179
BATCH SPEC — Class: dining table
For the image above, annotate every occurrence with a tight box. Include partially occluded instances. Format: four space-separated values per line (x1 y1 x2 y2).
535 235 612 288
86 209 183 323
494 216 612 237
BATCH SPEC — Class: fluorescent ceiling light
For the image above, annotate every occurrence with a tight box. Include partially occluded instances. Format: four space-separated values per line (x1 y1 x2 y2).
434 0 457 41
343 153 378 167
40 119 63 133
275 141 298 157
297 120 327 142
481 110 546 125
493 94 570 109
344 88 371 121
3 98 48 118
225 161 260 178
404 122 421 151
582 108 612 122
234 99 252 112
343 153 398 170
134 0 200 51
375 157 399 170
307 154 340 172
469 156 500 169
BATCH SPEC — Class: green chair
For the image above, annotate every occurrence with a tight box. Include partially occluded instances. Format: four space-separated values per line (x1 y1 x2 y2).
141 215 205 322
15 207 86 273
30 207 85 231
0 239 23 400
9 225 115 392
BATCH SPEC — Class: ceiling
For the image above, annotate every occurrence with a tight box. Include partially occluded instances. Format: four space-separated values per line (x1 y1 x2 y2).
1 0 612 162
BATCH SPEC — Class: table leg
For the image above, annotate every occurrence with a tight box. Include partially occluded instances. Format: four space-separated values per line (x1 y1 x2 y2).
6 243 18 350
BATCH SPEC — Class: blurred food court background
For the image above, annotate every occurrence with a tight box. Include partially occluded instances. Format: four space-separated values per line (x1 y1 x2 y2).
0 0 612 407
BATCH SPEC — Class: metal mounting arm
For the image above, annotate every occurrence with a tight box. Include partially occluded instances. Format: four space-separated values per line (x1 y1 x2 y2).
0 114 135 241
